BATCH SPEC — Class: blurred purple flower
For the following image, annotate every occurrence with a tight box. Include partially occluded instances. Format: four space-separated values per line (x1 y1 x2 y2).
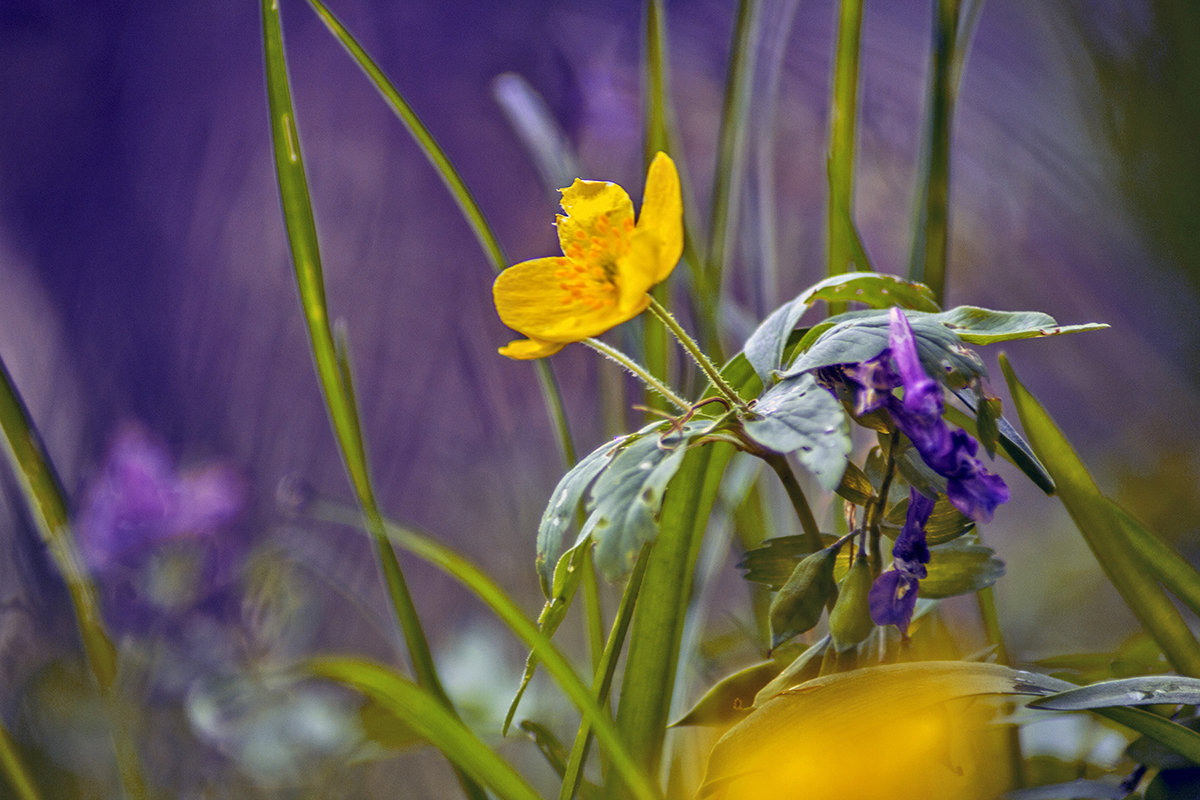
869 488 934 634
77 423 244 573
833 308 1009 522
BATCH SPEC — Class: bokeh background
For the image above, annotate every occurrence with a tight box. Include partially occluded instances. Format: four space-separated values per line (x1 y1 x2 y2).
2 0 1199 794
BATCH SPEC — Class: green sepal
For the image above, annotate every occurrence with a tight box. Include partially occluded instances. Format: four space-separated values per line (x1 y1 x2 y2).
828 553 875 651
768 546 840 649
670 661 781 728
834 460 875 506
883 493 974 546
918 537 1006 599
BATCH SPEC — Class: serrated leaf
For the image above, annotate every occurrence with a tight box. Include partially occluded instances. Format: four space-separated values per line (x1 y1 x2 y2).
884 494 974 546
536 436 627 596
579 424 690 581
1029 676 1200 712
742 373 850 490
671 661 780 728
743 273 940 383
919 538 1006 599
932 306 1108 344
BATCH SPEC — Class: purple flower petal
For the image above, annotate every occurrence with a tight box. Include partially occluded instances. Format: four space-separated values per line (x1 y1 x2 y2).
869 569 920 634
892 488 934 577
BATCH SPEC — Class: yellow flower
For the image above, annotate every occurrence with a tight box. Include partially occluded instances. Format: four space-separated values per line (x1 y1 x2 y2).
493 152 683 359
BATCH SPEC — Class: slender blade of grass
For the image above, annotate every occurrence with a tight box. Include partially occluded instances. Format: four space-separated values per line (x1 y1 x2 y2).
0 357 146 798
0 694 41 800
311 501 661 800
1000 354 1200 677
259 6 486 799
304 0 575 468
560 544 652 800
309 658 542 800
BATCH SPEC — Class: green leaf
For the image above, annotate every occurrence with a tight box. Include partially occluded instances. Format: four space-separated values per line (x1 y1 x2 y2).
359 697 426 751
975 395 1001 458
753 637 830 707
738 534 840 589
784 310 987 390
308 658 541 800
518 720 570 779
1097 706 1200 766
1107 499 1200 623
932 306 1108 344
948 391 1055 494
1030 676 1200 711
1127 718 1200 770
768 546 839 649
670 661 780 728
918 537 1006 599
834 460 875 505
580 424 691 581
536 438 627 596
742 373 850 491
883 493 974 546
1001 354 1200 677
743 273 939 383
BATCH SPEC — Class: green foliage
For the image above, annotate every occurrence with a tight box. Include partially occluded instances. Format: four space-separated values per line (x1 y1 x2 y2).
767 546 840 649
829 554 875 650
742 372 851 490
670 661 780 728
1030 676 1200 712
915 537 1006 599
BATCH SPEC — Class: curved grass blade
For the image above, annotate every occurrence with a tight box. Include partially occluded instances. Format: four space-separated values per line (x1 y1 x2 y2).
310 501 660 800
309 658 541 800
260 7 485 798
1107 499 1200 622
304 0 575 469
0 714 41 800
1000 354 1200 677
0 358 146 799
1094 706 1200 765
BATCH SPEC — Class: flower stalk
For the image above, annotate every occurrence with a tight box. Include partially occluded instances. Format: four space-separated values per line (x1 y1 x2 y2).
646 297 748 411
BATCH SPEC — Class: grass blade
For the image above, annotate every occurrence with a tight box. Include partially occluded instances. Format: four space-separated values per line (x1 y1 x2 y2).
0 358 146 798
1108 500 1200 621
1000 354 1200 676
309 658 542 800
0 706 41 800
259 6 486 798
310 501 660 800
304 0 575 467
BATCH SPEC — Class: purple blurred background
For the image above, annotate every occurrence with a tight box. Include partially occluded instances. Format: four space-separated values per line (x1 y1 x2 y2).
2 0 1199 793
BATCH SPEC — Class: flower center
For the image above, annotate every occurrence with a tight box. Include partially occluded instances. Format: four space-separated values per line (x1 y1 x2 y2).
556 214 635 310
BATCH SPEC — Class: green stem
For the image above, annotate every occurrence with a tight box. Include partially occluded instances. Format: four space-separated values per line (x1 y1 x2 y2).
827 0 870 308
702 0 760 353
580 547 605 675
582 338 690 412
261 8 484 798
908 0 960 303
645 298 746 410
561 545 653 800
763 452 823 552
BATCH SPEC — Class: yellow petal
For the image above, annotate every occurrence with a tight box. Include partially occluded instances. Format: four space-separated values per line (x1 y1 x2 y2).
615 229 660 314
635 152 683 282
493 256 628 342
556 179 635 261
498 338 565 360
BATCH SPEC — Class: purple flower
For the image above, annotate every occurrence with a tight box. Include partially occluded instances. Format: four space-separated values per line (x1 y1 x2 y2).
826 308 1009 523
869 488 934 634
78 423 244 573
